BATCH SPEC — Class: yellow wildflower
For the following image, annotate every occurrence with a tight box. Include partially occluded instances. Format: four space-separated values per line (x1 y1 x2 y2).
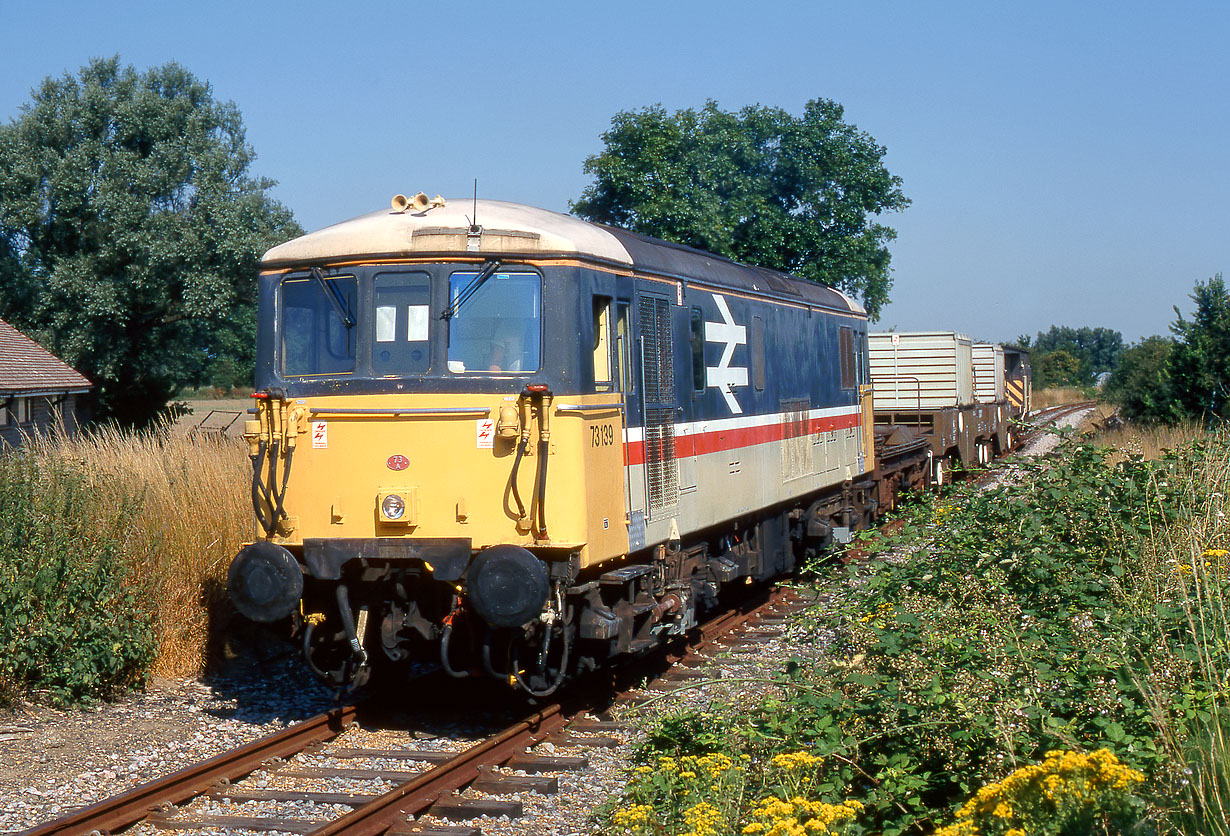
612 803 653 831
684 801 725 836
940 748 1144 834
770 751 824 771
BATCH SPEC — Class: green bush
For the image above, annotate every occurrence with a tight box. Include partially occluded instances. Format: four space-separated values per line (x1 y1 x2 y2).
0 452 156 706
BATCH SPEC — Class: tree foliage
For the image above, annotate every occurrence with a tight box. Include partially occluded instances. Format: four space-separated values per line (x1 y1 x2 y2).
1170 273 1230 420
572 99 909 319
1032 348 1085 389
1103 274 1230 424
1102 337 1176 423
1016 325 1124 388
0 57 301 426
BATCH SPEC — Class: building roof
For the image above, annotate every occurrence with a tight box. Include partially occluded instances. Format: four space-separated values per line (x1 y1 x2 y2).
0 319 92 395
262 197 864 316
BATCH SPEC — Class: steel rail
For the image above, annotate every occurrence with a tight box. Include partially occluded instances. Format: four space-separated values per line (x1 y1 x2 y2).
18 706 357 836
19 587 801 836
1017 400 1097 446
309 704 569 836
316 590 794 836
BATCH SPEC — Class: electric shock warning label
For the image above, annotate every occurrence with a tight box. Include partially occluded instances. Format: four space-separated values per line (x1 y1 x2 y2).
312 420 328 449
476 418 495 449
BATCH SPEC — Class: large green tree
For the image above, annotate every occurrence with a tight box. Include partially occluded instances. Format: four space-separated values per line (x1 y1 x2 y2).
0 57 301 426
1170 273 1230 420
1102 336 1177 423
572 99 909 319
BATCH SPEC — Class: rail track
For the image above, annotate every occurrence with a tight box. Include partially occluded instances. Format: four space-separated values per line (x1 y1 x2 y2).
19 587 805 836
1018 400 1098 447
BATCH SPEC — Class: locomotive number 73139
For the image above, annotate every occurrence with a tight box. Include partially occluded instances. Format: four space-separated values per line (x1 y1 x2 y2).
590 423 616 447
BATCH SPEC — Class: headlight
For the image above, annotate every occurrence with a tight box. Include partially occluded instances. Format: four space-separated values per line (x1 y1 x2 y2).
382 493 406 520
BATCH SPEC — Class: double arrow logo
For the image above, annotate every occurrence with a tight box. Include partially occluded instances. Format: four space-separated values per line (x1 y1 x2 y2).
705 294 748 414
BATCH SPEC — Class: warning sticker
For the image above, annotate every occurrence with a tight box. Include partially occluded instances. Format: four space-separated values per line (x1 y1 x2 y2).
476 417 495 449
312 420 327 449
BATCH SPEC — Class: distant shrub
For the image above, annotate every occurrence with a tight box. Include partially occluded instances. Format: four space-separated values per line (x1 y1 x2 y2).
0 453 156 706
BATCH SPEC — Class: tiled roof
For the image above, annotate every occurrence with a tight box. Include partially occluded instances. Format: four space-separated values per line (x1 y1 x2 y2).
0 319 92 394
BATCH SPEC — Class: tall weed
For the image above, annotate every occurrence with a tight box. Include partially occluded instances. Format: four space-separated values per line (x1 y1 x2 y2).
604 432 1223 836
1033 387 1093 409
0 453 155 705
1130 437 1230 834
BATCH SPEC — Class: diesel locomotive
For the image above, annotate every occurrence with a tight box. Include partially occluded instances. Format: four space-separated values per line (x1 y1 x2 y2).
226 193 1013 695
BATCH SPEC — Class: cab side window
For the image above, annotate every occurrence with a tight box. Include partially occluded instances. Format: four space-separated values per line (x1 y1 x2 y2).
593 296 613 392
689 307 705 393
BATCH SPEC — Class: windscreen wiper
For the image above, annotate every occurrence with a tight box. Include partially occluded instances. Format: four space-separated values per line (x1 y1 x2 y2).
311 267 355 328
440 260 501 320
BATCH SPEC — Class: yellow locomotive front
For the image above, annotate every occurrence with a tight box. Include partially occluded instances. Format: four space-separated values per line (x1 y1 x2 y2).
227 197 631 693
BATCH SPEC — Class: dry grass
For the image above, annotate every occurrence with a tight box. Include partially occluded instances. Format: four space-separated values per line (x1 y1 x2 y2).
27 424 253 677
1032 386 1093 409
1129 431 1230 833
1088 417 1205 464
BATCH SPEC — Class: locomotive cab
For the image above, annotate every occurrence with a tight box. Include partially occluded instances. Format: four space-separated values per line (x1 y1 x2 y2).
229 257 629 692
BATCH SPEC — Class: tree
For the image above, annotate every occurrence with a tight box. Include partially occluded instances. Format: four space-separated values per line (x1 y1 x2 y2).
1170 273 1230 420
1103 336 1177 423
0 57 301 426
1028 325 1124 385
572 99 909 319
1032 348 1085 389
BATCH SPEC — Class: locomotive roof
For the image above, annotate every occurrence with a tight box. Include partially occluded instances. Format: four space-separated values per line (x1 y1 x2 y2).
262 198 864 316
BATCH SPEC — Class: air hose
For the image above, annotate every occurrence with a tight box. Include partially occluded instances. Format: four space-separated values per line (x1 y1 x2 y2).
335 584 367 667
535 391 551 540
480 629 509 679
439 595 470 678
250 440 295 538
251 441 273 534
535 436 549 539
509 438 528 525
512 616 570 698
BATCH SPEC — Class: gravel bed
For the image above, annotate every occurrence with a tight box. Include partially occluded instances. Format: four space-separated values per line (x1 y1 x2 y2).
0 640 337 833
429 608 830 836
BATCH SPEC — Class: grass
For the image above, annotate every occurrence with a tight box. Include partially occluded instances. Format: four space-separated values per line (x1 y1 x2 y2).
22 424 253 678
1087 413 1206 464
1033 386 1093 409
1131 436 1230 835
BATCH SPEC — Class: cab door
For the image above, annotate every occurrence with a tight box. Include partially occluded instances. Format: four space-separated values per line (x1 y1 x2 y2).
612 298 647 551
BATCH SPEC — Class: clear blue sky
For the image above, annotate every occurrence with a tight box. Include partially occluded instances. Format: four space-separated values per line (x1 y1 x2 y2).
2 1 1226 344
